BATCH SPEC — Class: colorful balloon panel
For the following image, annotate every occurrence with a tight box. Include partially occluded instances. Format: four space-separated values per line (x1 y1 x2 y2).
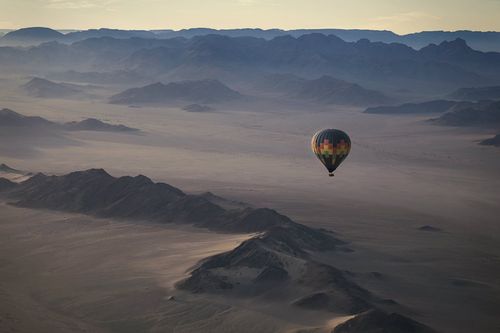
311 129 351 176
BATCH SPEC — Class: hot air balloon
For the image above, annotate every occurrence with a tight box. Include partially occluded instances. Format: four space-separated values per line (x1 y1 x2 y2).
311 129 351 177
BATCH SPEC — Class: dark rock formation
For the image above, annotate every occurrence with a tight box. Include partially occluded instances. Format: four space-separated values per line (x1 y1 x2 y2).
479 134 500 146
333 309 437 333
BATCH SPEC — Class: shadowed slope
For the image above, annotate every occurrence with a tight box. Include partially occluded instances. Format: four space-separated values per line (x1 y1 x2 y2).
0 169 340 236
0 168 437 331
333 309 437 333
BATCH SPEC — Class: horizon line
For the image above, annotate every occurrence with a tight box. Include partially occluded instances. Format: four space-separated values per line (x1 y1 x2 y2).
2 26 500 35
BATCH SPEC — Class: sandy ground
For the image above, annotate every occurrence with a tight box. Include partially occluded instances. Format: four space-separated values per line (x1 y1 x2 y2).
1 77 500 332
0 202 358 333
0 202 318 333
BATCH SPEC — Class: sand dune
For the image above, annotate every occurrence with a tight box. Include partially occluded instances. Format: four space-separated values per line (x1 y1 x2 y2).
0 202 371 333
0 203 261 332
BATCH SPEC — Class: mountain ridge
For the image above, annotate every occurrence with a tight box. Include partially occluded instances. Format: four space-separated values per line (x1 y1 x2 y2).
109 79 242 105
430 100 500 127
3 27 500 52
0 108 138 132
1 34 497 92
0 169 338 235
0 167 438 332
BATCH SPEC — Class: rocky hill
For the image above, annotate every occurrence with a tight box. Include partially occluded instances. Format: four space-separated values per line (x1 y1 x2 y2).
0 169 339 235
0 108 54 127
0 108 137 132
430 100 500 127
109 79 242 105
480 134 500 147
0 164 32 183
333 309 437 333
21 77 81 98
293 75 391 106
259 74 391 106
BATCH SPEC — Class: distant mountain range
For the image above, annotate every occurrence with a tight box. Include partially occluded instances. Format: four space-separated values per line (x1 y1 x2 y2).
2 27 500 52
109 79 242 105
152 28 500 53
0 167 438 332
61 28 157 44
1 33 499 94
0 108 138 132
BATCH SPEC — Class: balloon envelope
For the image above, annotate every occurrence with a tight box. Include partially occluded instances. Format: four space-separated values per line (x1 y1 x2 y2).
311 129 351 176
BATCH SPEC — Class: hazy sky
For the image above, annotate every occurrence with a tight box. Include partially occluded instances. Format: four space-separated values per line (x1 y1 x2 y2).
1 0 500 34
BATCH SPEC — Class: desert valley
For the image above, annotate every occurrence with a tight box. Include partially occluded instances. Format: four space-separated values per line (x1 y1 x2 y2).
0 24 500 333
